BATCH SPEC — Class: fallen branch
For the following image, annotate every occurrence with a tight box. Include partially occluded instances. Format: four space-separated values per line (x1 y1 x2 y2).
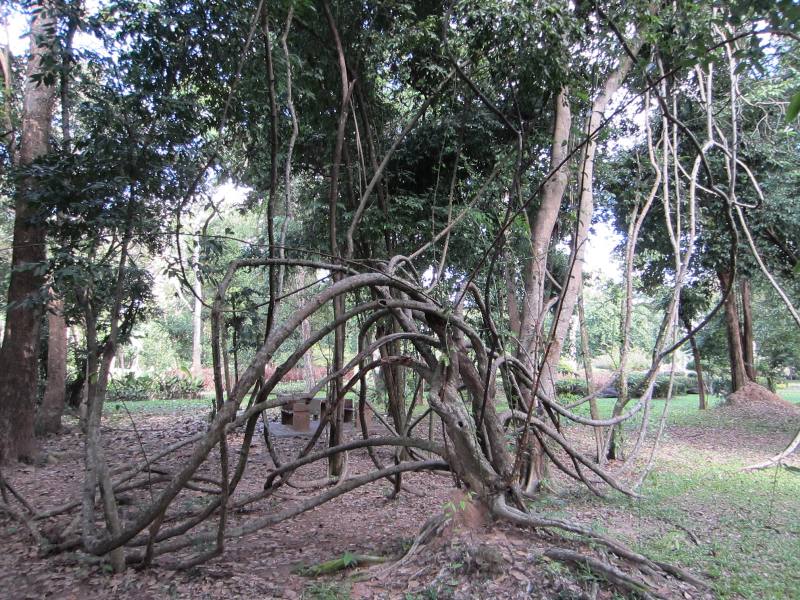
742 428 800 472
296 552 387 576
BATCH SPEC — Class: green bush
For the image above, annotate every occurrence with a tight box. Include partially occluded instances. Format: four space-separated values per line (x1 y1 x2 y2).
555 377 588 397
628 373 691 399
108 373 157 402
108 371 203 402
157 372 204 399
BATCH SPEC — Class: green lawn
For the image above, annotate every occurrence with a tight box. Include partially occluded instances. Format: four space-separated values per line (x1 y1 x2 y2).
564 386 800 599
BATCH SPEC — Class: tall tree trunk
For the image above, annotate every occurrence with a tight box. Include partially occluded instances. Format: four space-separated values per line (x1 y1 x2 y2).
539 43 642 403
718 270 748 392
739 277 756 381
191 239 203 377
0 2 57 461
578 288 603 461
37 16 77 434
517 89 571 370
511 91 570 490
37 299 67 434
682 314 707 410
322 0 351 477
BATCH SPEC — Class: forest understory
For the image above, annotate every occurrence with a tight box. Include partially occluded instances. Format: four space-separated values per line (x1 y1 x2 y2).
2 387 797 600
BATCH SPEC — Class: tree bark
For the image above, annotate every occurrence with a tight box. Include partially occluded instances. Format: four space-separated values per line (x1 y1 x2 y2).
718 270 748 392
504 255 521 338
0 2 57 461
578 288 603 461
322 0 352 477
295 269 316 392
191 239 203 377
517 89 571 368
739 277 756 381
37 298 68 434
37 17 77 434
682 314 707 410
512 91 571 489
539 42 641 403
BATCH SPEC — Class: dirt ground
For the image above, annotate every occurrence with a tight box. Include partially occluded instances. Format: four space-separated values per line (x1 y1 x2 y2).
0 391 797 600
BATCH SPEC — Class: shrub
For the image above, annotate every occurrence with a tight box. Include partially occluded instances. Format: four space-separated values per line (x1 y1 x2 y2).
108 373 157 402
555 377 588 397
628 373 691 399
107 371 204 402
157 370 204 399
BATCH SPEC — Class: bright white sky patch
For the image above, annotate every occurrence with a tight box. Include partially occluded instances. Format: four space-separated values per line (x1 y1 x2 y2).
585 221 622 281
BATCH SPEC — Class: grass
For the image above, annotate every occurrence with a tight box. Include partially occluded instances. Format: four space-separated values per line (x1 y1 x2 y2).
565 385 800 599
301 582 352 600
614 449 800 599
564 385 800 433
107 395 214 414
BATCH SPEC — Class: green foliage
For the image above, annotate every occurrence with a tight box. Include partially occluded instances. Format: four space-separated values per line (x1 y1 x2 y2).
442 490 476 521
627 373 693 399
786 91 800 122
302 582 351 600
555 377 589 398
107 371 203 402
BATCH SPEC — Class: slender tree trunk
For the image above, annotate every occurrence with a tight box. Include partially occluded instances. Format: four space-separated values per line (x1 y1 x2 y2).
718 270 748 392
191 240 203 377
290 270 316 393
504 256 521 338
0 2 57 461
739 277 756 381
682 315 707 410
301 316 315 393
322 0 351 477
578 288 603 461
379 321 406 435
37 299 68 434
539 43 641 403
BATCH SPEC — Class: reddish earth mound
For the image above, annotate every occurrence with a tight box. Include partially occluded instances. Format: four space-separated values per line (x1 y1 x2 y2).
721 382 800 424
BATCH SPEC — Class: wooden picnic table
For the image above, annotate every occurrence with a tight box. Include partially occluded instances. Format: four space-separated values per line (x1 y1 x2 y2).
278 393 366 431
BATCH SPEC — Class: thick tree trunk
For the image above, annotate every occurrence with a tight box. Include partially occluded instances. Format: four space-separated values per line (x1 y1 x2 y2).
37 298 68 434
739 277 756 381
517 89 571 367
512 90 571 489
0 2 57 461
539 45 641 403
718 270 749 392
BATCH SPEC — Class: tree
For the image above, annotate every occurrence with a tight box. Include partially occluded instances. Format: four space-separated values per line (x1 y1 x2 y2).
0 1 58 460
2 2 795 592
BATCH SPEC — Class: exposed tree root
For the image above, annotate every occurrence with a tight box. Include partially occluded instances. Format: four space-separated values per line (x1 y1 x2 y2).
492 494 709 593
544 547 666 599
373 513 448 579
